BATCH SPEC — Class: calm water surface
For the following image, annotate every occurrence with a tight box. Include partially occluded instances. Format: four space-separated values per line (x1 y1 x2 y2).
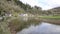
17 22 60 34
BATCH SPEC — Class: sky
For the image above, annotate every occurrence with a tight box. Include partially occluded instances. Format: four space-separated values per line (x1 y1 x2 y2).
20 0 60 10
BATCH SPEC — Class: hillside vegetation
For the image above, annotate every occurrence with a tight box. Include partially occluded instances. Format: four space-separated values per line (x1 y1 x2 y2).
0 0 60 34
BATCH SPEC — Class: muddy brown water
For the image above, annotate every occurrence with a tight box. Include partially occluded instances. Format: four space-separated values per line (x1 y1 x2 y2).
17 22 60 34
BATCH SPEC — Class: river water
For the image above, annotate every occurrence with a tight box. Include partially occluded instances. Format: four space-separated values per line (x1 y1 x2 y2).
17 22 60 34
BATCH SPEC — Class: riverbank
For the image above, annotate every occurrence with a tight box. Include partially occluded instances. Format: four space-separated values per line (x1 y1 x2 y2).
38 16 60 25
39 16 60 19
40 19 60 25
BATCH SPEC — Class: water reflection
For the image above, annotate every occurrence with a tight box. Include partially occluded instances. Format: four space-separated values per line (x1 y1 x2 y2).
17 22 60 34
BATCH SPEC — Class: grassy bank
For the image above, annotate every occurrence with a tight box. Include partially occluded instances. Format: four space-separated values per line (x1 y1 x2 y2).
38 16 60 20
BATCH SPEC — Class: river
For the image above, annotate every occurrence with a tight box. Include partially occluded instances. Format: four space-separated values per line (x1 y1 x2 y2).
17 22 60 34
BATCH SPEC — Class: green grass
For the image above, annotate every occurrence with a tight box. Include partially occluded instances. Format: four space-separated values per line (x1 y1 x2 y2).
38 16 60 19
